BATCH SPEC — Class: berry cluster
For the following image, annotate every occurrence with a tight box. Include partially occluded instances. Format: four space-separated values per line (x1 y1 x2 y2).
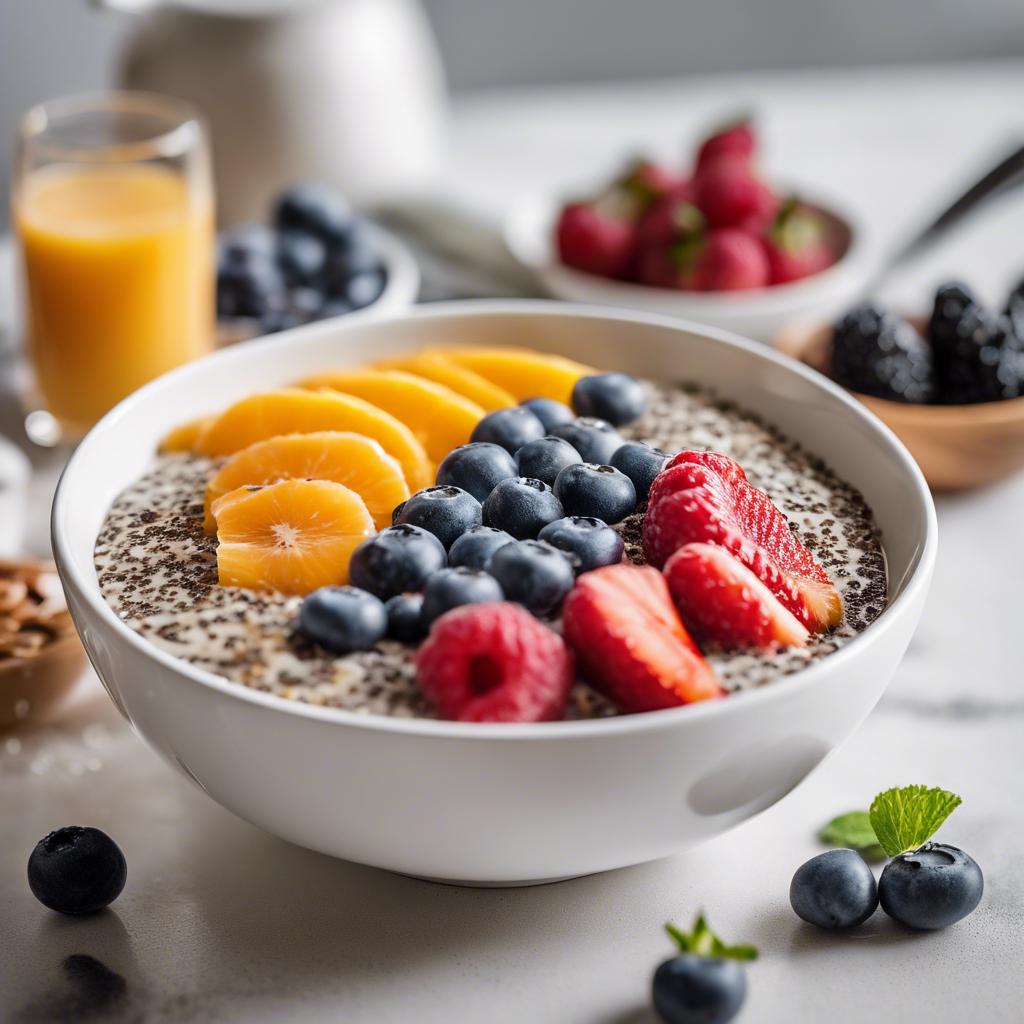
556 118 839 292
217 183 387 335
295 373 670 721
831 279 1024 405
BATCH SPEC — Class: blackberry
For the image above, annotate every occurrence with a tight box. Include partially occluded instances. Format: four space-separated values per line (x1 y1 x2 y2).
928 285 1024 404
831 303 935 404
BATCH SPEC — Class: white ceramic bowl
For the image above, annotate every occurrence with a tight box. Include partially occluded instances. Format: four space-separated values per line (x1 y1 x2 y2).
52 301 936 886
504 190 876 343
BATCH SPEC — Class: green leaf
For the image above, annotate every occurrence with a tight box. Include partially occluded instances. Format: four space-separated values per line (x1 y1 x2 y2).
869 785 962 857
819 811 886 860
665 914 757 962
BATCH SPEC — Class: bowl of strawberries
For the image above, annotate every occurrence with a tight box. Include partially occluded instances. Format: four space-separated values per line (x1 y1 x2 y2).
505 118 873 342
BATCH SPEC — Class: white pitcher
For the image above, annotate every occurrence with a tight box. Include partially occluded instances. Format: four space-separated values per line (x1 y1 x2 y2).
96 0 449 224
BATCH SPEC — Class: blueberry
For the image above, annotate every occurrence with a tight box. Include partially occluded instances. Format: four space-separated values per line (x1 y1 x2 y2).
274 183 352 247
572 373 647 426
484 540 575 617
312 298 355 321
521 397 576 432
790 849 879 929
448 525 515 570
27 826 127 915
289 286 325 319
323 220 383 276
652 955 746 1024
421 567 504 627
258 308 305 334
392 500 407 524
481 477 564 540
349 524 447 600
610 441 671 501
436 443 519 503
393 485 483 551
344 268 387 310
552 463 636 524
878 842 983 930
276 229 327 286
218 223 276 268
470 407 545 456
538 516 624 574
515 435 582 486
550 417 625 464
384 593 425 643
217 259 287 319
297 585 388 653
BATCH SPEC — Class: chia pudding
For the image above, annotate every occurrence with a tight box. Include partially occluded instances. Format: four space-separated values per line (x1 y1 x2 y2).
95 380 887 720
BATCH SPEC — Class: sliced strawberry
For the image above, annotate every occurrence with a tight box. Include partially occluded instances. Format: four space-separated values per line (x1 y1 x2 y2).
664 543 810 651
643 451 841 633
562 564 723 712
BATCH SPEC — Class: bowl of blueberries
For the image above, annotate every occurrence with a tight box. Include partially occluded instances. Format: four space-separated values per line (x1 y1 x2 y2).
776 279 1024 490
216 183 420 341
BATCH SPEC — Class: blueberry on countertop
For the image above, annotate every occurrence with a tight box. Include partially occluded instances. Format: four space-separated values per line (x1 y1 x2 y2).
470 406 545 456
393 485 483 551
538 516 624 574
550 417 625 465
448 525 515 570
384 593 425 643
421 567 504 627
878 842 983 930
435 443 519 503
610 441 671 501
485 540 576 617
553 463 636 524
274 183 352 247
831 303 936 404
297 586 388 654
653 956 747 1024
571 372 647 426
515 435 582 487
27 826 127 915
790 848 879 929
348 524 447 600
521 397 576 432
481 477 564 540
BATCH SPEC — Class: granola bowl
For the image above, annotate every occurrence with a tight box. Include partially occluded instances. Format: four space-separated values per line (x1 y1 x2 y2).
52 301 936 884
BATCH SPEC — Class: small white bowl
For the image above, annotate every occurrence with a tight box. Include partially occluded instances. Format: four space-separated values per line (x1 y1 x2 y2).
52 301 935 885
504 190 875 343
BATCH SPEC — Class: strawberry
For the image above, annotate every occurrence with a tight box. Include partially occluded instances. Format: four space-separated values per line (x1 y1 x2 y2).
415 602 574 722
737 181 781 237
693 156 764 229
562 564 723 712
664 543 810 651
635 182 701 248
618 159 682 205
688 229 769 291
556 201 635 279
695 120 756 171
763 200 837 284
643 451 841 633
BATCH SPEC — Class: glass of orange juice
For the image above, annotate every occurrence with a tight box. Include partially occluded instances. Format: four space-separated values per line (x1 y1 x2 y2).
11 91 215 443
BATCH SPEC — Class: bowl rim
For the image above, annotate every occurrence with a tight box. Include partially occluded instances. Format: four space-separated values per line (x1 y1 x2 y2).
52 299 937 741
503 185 876 314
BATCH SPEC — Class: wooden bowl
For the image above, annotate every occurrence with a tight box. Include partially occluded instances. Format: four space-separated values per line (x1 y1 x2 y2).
775 317 1024 491
0 557 87 731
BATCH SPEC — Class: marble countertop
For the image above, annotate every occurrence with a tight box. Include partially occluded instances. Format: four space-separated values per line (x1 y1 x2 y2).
3 59 1024 1024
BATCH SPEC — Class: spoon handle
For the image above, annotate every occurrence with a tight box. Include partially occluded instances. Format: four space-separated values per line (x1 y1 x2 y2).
880 141 1024 277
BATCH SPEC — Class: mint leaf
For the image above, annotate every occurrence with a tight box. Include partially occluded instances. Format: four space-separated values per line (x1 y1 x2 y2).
819 811 886 860
869 785 962 857
665 915 757 962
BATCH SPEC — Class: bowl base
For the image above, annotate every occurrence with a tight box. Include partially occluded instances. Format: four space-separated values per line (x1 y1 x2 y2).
401 872 589 888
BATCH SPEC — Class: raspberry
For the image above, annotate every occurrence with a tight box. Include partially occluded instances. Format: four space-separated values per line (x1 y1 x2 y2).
689 229 769 291
695 120 756 170
556 202 635 279
415 602 574 722
693 156 763 228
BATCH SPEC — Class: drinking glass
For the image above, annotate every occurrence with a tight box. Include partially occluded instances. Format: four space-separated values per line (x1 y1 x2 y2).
11 91 215 444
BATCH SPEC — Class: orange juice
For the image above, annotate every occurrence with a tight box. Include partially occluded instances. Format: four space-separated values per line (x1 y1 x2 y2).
15 163 214 434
